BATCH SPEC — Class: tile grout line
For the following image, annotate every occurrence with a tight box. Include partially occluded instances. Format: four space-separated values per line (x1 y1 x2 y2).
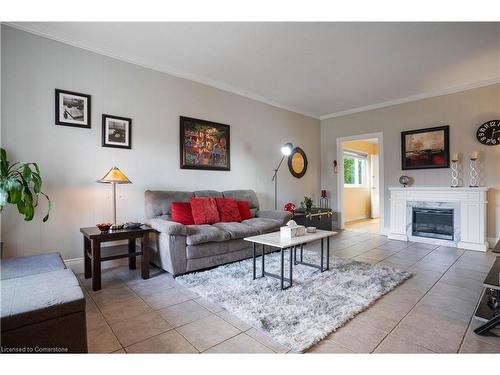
370 248 468 353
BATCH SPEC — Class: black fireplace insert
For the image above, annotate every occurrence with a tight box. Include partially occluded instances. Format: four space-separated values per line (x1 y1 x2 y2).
412 207 454 241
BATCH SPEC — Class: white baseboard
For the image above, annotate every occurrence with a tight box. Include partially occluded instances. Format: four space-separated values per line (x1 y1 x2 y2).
64 257 130 274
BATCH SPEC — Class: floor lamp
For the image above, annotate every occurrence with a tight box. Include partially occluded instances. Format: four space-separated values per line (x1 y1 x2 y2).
272 142 293 210
98 166 131 230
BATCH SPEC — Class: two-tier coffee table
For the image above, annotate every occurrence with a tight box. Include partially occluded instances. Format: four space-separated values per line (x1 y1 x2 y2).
244 229 337 290
80 226 158 291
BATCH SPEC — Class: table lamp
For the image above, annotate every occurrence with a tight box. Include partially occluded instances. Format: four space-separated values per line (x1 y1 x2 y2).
98 166 131 229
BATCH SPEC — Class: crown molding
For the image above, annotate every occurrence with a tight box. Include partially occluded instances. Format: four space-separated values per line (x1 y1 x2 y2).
5 23 499 123
319 77 500 120
3 22 320 120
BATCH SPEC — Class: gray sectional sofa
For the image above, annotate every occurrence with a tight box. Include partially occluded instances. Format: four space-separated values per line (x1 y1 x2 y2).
144 189 292 276
1 252 87 353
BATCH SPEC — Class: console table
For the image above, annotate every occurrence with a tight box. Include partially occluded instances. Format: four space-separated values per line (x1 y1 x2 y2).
80 226 157 291
473 257 500 335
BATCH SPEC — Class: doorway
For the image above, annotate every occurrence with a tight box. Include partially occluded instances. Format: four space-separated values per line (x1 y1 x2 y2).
336 132 384 234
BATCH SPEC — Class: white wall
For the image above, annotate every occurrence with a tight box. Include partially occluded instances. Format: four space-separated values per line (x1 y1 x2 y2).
1 26 320 260
321 83 500 243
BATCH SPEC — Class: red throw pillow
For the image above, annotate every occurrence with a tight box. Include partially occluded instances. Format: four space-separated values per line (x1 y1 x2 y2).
189 197 220 225
215 198 242 222
237 200 252 220
171 202 195 225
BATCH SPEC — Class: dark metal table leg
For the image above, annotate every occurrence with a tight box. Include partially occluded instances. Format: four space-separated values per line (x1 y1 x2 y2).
326 236 330 270
474 315 500 335
289 246 293 287
294 246 297 265
320 238 324 272
281 247 285 290
253 242 256 280
300 244 303 262
262 244 265 277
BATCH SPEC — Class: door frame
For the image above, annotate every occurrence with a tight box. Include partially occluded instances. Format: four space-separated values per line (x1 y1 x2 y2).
336 132 384 232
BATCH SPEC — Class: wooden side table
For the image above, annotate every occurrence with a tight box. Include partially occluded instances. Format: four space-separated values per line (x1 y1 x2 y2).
80 226 158 291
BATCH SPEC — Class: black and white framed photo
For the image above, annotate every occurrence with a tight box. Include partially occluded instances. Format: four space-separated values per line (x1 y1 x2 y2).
55 89 91 128
102 114 132 149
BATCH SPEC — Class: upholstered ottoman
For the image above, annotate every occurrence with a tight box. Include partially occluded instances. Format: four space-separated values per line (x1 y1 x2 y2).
1 253 87 353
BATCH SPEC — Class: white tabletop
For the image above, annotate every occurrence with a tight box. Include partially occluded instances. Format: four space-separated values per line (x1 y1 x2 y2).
244 229 337 248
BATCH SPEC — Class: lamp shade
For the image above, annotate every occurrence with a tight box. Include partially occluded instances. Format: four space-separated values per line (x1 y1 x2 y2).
281 142 294 156
98 167 131 184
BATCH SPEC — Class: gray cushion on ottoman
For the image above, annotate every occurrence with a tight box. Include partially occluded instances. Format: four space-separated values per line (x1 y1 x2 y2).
186 225 231 245
1 269 85 331
1 252 65 280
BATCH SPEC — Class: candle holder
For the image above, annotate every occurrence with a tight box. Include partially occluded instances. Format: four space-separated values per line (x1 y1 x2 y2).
469 158 479 187
451 160 459 187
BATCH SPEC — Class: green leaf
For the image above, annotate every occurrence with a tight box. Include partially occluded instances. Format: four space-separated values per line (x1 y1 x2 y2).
22 164 32 182
23 203 34 221
32 173 41 193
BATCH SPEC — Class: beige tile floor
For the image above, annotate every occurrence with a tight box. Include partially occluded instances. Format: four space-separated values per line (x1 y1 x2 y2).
79 230 500 354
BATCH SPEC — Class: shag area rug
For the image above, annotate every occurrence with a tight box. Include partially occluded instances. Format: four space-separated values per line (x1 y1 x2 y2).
177 249 411 352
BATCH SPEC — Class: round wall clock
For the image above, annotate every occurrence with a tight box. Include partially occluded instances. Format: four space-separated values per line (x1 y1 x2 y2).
476 120 500 146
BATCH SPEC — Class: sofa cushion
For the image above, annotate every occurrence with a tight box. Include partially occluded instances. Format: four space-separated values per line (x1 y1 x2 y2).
237 200 252 220
186 239 250 260
215 198 242 223
171 202 195 225
186 225 230 245
1 252 65 280
193 190 223 198
213 222 259 240
145 190 194 219
222 190 259 210
190 197 220 225
242 218 282 234
1 269 85 331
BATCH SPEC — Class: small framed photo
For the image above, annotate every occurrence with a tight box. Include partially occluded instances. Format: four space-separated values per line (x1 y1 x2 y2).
102 114 132 149
55 89 91 128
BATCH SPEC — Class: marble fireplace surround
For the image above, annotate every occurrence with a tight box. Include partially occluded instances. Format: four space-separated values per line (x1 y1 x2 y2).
388 187 489 252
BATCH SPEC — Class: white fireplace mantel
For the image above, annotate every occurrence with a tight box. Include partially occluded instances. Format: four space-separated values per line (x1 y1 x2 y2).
388 186 489 251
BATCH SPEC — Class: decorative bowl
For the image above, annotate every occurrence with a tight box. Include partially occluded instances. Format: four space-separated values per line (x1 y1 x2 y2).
96 223 112 232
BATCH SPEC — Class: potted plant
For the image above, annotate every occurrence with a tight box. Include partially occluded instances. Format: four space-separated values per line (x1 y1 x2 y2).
299 196 313 212
0 148 52 222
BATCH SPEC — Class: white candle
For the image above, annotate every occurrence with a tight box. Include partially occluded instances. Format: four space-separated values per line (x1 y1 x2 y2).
471 151 479 160
452 153 459 162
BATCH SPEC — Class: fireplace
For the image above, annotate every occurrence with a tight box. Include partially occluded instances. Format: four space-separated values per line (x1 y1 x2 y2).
412 207 454 241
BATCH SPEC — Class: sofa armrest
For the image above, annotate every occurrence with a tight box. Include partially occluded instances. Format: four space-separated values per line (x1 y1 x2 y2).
145 217 187 236
256 210 293 225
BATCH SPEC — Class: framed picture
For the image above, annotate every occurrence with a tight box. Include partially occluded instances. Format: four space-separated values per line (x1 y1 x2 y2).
401 125 450 170
55 89 91 128
180 116 230 171
102 114 132 149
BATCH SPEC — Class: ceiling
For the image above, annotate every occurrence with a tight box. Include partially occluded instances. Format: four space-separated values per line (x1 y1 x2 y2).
8 22 500 119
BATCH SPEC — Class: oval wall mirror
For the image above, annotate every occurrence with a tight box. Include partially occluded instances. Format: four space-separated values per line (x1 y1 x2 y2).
288 147 308 178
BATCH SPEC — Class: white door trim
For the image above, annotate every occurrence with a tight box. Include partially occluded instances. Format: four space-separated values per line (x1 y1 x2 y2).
336 132 384 232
